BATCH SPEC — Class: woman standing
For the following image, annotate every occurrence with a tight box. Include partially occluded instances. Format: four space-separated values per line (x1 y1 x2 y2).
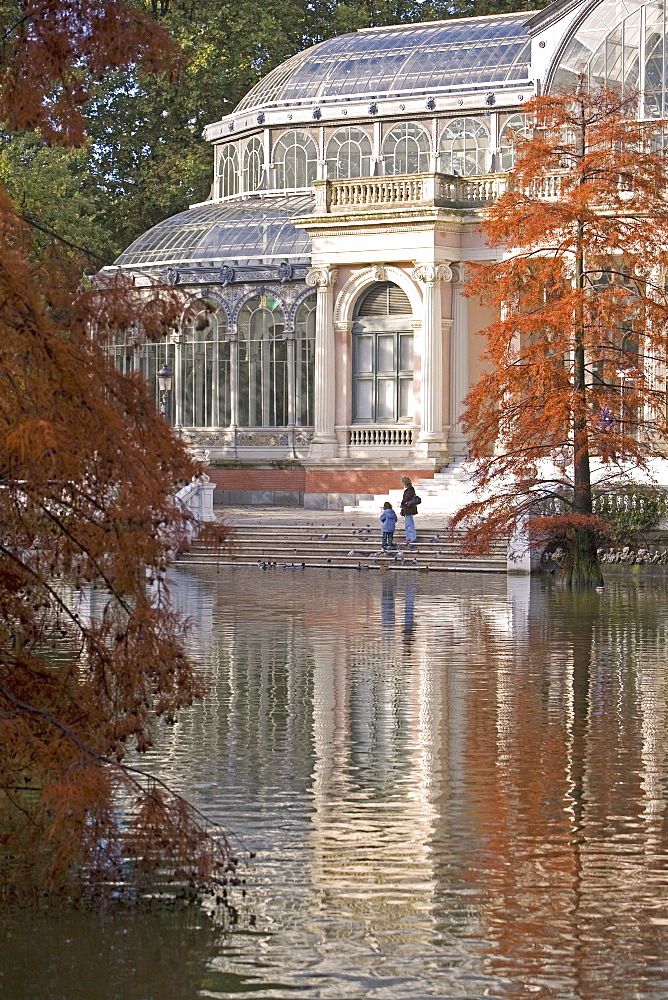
400 476 418 544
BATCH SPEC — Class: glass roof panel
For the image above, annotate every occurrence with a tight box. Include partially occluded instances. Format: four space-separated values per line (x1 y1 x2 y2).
236 14 532 111
113 196 314 269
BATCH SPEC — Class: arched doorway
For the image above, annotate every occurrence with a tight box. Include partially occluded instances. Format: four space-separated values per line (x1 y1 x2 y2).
352 281 414 424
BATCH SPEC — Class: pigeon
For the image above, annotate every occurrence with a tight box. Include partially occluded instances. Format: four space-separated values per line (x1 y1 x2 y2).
320 534 328 540
326 558 331 563
431 535 440 542
412 557 418 565
348 550 355 556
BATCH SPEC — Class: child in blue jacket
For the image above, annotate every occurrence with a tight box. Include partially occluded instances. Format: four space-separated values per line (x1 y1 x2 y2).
380 502 397 550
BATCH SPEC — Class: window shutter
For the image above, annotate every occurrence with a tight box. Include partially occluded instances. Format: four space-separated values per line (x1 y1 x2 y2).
357 282 411 316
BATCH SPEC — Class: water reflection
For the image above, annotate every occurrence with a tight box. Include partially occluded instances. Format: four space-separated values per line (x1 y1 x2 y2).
164 568 668 998
5 568 668 998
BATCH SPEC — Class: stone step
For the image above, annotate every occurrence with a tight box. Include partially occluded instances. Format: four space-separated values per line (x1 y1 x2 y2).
179 517 508 573
178 558 506 573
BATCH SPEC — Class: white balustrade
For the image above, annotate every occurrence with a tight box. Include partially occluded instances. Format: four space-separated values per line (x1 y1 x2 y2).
313 170 566 214
349 426 414 446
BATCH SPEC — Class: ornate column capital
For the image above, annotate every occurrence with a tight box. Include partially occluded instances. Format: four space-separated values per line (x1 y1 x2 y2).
411 262 453 286
306 266 339 288
450 263 467 286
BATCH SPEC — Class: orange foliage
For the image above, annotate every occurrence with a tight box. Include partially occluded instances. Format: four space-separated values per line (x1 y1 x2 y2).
0 1 236 899
453 85 668 584
0 0 179 144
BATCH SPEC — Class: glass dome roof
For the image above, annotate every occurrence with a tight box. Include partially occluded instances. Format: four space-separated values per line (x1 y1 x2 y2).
236 14 533 112
113 195 314 269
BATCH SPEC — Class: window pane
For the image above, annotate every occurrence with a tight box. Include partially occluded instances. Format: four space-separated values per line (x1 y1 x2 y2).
376 378 395 419
399 334 413 371
356 335 374 373
354 379 373 420
377 334 395 373
399 377 413 419
295 296 316 425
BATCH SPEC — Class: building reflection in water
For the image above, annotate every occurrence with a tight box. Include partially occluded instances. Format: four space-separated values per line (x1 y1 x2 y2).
156 566 668 998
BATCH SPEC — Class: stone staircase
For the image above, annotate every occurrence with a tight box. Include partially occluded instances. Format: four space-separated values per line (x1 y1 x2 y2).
344 457 482 516
177 516 508 573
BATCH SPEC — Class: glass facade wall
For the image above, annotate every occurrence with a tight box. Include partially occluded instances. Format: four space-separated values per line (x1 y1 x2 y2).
182 303 231 427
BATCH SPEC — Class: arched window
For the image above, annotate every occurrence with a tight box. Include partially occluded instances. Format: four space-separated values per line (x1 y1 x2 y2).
294 296 316 425
243 136 264 192
326 127 372 179
137 336 175 421
352 282 414 423
217 143 239 198
440 118 490 176
181 302 230 427
273 131 317 189
499 114 531 171
383 123 431 175
238 295 287 426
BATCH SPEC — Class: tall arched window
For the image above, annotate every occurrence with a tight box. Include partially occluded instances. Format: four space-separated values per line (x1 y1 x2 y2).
382 123 430 175
326 127 372 179
243 136 264 192
352 282 414 423
294 296 316 425
238 295 287 426
273 131 317 189
440 118 490 175
499 114 531 171
137 336 175 420
217 143 239 198
181 302 230 427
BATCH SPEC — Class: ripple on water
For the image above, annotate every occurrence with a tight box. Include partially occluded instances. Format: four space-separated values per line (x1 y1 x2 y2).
6 567 668 999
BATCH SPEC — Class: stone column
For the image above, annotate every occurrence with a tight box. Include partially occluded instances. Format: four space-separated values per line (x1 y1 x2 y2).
448 264 469 456
306 266 338 460
411 263 452 462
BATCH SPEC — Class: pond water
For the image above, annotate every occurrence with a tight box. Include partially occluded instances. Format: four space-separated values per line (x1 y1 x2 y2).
5 566 668 999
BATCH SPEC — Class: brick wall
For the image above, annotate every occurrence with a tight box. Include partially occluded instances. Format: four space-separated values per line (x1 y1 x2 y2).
208 467 434 496
305 470 434 494
207 468 306 491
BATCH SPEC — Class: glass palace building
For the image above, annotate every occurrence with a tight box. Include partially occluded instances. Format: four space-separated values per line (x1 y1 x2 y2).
107 0 668 506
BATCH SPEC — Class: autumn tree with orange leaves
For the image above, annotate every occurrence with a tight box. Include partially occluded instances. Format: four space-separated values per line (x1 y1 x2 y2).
0 1 235 900
453 84 668 588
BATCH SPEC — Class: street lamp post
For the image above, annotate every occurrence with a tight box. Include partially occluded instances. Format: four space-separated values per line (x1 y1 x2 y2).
157 364 173 420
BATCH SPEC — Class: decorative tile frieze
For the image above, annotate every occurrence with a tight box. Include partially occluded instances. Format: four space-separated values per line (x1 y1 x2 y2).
235 431 289 446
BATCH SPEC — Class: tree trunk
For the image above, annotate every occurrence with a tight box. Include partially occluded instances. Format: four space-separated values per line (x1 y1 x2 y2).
565 204 603 588
564 526 603 587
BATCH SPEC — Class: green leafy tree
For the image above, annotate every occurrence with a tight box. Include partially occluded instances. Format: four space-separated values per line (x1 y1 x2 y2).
0 131 114 265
